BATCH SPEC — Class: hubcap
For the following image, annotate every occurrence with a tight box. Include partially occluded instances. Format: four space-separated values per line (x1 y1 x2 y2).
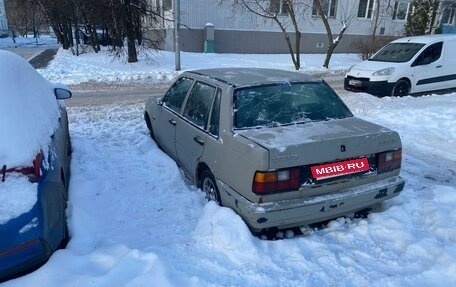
203 177 217 202
394 82 409 97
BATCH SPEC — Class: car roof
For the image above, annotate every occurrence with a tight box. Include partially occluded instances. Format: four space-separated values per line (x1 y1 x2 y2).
186 68 321 88
392 34 456 44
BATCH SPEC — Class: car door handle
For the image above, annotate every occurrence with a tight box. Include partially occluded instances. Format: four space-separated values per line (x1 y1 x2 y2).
193 136 204 146
168 119 176 126
436 65 442 68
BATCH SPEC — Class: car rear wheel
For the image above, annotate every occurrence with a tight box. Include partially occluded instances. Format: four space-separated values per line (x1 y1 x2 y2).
391 79 410 97
201 170 221 205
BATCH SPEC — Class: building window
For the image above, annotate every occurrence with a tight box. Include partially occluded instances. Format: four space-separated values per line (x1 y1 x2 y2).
392 1 410 21
162 0 172 11
358 0 374 19
312 0 338 18
441 6 455 25
269 0 289 15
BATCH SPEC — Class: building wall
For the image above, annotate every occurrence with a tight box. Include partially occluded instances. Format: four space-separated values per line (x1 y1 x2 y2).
0 0 8 37
176 28 396 54
150 0 410 53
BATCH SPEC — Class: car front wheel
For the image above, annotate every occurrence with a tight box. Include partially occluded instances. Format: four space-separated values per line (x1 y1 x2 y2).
201 170 221 205
391 79 410 97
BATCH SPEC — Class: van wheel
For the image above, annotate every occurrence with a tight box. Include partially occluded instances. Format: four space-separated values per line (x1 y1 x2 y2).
200 170 221 205
391 79 410 97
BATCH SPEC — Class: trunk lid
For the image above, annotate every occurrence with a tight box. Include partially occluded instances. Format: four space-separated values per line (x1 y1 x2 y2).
236 117 401 170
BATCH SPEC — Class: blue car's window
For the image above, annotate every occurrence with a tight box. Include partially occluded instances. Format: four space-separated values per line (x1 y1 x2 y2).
233 82 352 129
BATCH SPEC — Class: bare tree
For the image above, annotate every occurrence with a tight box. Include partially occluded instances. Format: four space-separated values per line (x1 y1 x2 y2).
312 0 357 68
5 0 47 40
222 0 306 70
38 0 75 49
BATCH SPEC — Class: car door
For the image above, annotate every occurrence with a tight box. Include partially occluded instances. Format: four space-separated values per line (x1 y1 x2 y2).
411 42 447 93
175 81 217 179
154 77 194 160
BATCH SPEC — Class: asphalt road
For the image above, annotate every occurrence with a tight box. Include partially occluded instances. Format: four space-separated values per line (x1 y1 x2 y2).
67 86 165 107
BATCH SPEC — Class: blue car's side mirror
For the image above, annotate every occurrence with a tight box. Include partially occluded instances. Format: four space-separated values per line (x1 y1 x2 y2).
54 88 72 100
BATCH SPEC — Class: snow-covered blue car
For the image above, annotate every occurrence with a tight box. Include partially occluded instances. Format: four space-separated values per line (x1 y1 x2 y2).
0 50 72 282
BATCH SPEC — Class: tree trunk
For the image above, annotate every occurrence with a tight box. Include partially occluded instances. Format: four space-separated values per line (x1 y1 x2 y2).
315 0 347 68
124 0 138 63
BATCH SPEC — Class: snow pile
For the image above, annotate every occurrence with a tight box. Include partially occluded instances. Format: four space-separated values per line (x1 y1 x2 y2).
5 91 455 286
38 48 360 85
0 174 37 225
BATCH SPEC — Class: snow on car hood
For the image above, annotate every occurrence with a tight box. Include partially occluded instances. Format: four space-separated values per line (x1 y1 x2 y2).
0 50 60 168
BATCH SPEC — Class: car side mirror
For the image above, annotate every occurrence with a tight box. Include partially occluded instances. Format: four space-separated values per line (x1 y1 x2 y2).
54 88 72 100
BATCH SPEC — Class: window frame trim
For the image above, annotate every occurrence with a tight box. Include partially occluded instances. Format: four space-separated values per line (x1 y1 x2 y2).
311 0 338 18
392 1 410 21
357 0 374 19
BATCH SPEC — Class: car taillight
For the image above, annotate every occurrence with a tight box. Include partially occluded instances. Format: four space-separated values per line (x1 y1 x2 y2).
2 153 42 182
252 168 300 194
377 149 402 174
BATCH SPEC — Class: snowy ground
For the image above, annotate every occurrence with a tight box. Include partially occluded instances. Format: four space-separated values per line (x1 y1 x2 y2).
1 42 456 286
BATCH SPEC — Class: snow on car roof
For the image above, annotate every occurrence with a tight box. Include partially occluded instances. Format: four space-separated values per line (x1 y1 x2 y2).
0 50 60 168
189 68 321 88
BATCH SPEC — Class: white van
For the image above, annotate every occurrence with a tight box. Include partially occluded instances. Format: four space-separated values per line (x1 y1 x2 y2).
344 34 456 97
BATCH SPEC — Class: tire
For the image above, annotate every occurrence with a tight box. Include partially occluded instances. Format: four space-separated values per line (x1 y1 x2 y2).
200 170 222 205
391 79 410 97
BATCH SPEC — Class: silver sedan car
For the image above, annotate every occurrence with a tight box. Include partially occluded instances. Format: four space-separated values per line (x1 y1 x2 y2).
144 68 405 233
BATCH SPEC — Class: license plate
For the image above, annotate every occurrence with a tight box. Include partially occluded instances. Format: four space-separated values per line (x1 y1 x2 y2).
349 79 362 87
310 158 370 180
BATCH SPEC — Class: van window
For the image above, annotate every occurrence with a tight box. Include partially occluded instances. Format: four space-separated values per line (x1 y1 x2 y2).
412 42 443 66
370 42 425 63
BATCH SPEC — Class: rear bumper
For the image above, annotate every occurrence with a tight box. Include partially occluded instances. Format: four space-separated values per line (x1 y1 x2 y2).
0 237 52 282
218 176 405 232
344 77 395 97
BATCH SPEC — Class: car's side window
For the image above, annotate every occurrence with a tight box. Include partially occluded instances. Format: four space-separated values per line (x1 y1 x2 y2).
209 89 221 136
413 42 443 66
163 77 194 113
183 82 216 128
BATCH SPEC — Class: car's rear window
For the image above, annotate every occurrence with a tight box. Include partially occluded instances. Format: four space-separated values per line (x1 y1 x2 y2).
369 42 425 63
233 82 352 129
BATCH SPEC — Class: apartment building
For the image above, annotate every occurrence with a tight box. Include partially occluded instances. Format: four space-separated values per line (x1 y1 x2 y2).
149 0 456 53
